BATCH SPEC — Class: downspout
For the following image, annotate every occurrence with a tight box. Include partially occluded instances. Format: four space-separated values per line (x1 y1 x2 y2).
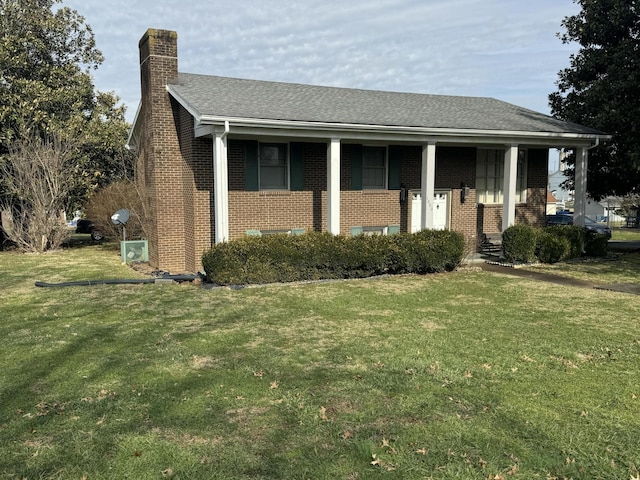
587 136 600 152
222 120 230 139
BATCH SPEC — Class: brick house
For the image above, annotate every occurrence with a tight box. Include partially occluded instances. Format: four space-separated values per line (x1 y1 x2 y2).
127 28 608 273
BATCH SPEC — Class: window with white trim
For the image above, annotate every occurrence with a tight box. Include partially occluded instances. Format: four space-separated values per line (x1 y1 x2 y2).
476 149 527 204
362 146 387 189
259 143 288 190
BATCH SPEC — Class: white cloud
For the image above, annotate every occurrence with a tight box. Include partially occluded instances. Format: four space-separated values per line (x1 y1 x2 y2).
60 0 581 122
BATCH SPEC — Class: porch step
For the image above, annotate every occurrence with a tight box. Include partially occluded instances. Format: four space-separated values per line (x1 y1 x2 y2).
479 232 502 254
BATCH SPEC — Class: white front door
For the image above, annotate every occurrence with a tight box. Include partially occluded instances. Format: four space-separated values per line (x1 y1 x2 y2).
411 191 449 232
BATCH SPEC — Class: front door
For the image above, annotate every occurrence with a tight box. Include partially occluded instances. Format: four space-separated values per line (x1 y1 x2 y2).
411 190 449 232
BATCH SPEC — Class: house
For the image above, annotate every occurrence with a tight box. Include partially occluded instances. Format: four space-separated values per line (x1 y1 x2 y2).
585 196 626 224
127 29 608 273
546 191 560 215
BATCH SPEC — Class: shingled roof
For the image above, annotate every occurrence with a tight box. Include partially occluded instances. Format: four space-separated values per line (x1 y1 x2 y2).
167 72 602 135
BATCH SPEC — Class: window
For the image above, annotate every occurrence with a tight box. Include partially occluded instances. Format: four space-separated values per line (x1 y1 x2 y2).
362 146 387 189
476 149 527 204
259 143 288 190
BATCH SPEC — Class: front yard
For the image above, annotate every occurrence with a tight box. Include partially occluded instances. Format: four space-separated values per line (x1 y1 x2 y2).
0 244 639 479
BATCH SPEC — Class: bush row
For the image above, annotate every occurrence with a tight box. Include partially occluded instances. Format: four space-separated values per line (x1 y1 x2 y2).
502 224 609 264
202 230 465 285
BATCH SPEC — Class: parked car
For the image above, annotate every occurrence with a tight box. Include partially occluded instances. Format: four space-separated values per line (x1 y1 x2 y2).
75 219 105 241
546 213 612 239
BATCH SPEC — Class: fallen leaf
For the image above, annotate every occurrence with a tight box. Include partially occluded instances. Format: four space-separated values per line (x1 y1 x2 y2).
464 371 473 378
381 437 390 448
270 381 279 389
133 450 142 457
161 467 174 478
319 406 328 421
415 448 428 455
341 430 353 440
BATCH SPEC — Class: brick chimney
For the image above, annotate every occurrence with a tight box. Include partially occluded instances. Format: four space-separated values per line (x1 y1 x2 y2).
137 29 187 272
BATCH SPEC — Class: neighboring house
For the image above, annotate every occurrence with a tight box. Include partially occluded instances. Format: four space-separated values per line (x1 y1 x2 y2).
585 196 625 223
546 191 561 215
127 29 608 273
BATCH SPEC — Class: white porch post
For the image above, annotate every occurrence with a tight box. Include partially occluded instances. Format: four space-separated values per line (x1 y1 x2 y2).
502 145 518 232
213 130 229 243
574 147 588 227
327 138 341 235
421 142 436 230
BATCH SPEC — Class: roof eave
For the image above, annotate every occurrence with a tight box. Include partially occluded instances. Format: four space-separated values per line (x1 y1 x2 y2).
197 114 610 147
126 101 143 151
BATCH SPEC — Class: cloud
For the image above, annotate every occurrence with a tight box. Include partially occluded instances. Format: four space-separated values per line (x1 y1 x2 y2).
61 0 581 122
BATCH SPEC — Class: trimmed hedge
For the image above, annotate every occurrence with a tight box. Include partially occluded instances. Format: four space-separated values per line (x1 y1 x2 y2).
535 231 571 264
502 225 538 263
500 224 607 265
544 225 586 259
585 232 609 257
202 230 465 285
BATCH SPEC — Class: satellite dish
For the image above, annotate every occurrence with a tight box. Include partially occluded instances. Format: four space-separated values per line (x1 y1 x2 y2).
111 208 130 225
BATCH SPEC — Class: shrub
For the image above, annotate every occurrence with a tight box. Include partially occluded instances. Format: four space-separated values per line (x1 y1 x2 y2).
502 225 537 263
84 180 149 240
544 225 586 259
585 233 609 257
202 230 465 285
536 231 571 264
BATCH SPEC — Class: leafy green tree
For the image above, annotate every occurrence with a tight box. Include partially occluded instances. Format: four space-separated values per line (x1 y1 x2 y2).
549 0 640 199
0 0 133 210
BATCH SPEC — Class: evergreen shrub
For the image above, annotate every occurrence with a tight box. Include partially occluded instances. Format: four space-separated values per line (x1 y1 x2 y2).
585 232 609 257
502 225 537 263
536 230 571 264
544 225 586 259
202 230 465 285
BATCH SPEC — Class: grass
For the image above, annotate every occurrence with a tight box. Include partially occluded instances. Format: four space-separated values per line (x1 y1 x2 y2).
1 243 640 479
611 227 640 241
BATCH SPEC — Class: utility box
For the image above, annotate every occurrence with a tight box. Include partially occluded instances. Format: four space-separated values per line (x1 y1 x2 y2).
121 240 149 263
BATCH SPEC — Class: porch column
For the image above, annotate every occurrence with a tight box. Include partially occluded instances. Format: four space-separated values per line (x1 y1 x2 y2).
574 147 588 227
421 142 437 230
502 145 518 232
213 130 229 243
327 138 341 235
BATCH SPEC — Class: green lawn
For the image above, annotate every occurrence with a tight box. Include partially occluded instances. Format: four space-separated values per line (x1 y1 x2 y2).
1 244 639 479
611 227 640 241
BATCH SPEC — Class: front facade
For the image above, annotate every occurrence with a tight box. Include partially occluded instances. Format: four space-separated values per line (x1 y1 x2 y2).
129 29 608 273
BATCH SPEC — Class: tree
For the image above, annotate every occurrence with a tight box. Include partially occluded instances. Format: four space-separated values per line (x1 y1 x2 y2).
0 0 133 210
0 133 77 252
549 0 640 200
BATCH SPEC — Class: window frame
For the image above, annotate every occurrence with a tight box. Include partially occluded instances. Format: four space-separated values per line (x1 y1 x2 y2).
259 142 289 190
476 148 527 204
362 145 388 190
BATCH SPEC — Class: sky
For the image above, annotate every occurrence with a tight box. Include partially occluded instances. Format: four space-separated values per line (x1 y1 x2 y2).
60 0 582 169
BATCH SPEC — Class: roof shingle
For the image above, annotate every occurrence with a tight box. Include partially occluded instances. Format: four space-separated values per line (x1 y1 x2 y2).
168 72 602 135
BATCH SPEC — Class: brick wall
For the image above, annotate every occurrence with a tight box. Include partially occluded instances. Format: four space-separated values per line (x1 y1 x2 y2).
226 141 481 247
